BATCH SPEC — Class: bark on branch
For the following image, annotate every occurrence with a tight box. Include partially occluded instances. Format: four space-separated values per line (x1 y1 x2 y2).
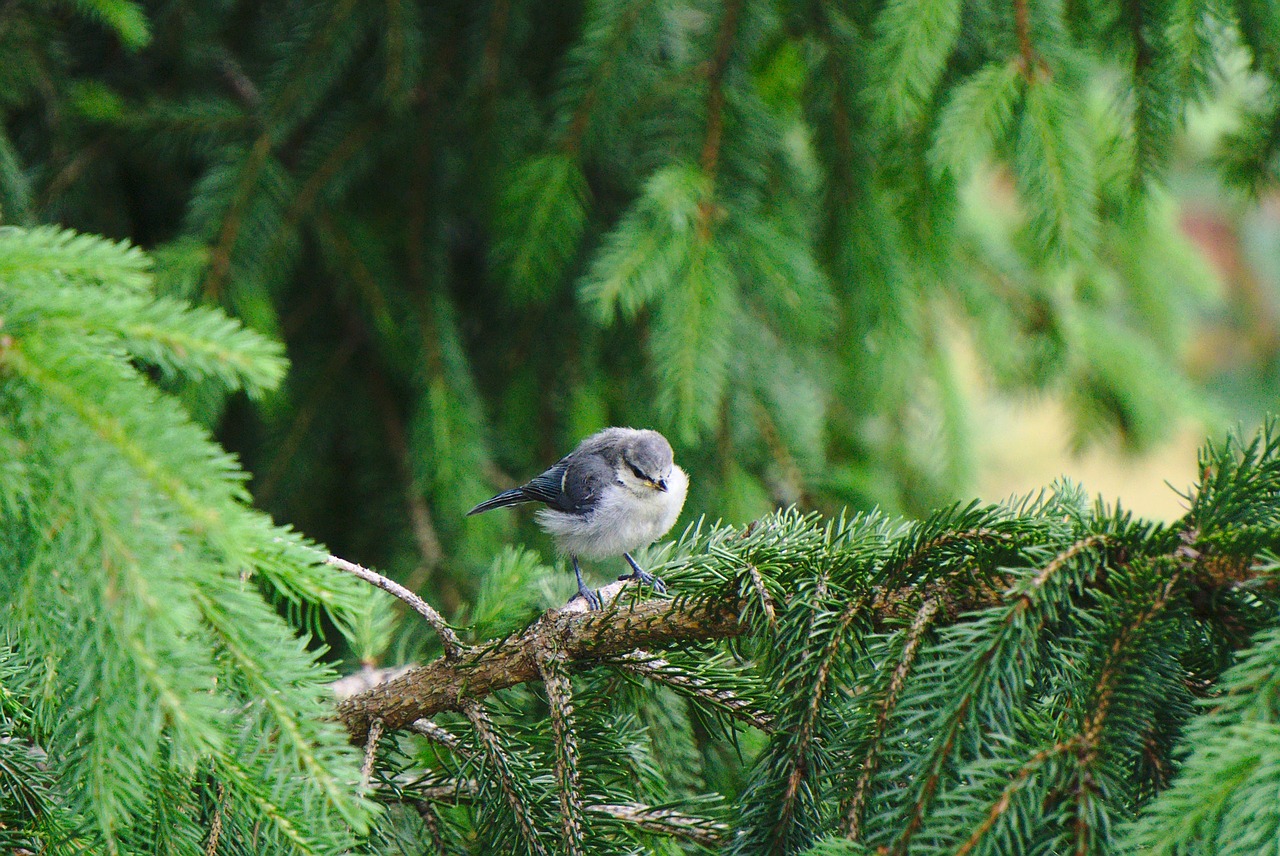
337 579 742 740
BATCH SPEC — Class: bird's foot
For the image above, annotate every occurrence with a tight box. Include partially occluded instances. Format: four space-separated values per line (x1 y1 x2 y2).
619 553 667 594
571 556 602 610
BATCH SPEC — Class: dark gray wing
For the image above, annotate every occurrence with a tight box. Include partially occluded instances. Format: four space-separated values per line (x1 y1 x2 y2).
466 451 615 516
546 451 614 514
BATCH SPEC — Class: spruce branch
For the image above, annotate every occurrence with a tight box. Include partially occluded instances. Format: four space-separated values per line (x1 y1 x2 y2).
890 534 1108 855
769 600 866 847
203 780 227 856
589 802 729 848
202 0 361 299
843 596 940 839
461 698 550 856
608 650 774 732
335 527 1269 744
203 133 274 300
537 646 585 856
953 739 1080 856
560 0 650 153
698 0 743 185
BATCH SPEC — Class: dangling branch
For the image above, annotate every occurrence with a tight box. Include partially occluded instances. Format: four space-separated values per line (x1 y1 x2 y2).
699 0 744 183
360 718 384 789
844 596 941 839
608 650 773 732
461 698 550 856
589 803 729 848
538 646 586 855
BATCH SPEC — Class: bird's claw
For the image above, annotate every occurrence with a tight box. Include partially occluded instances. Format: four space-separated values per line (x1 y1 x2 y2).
573 584 602 610
618 570 667 594
621 553 667 594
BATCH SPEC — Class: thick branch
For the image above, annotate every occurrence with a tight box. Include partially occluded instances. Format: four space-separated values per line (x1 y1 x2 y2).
337 580 740 739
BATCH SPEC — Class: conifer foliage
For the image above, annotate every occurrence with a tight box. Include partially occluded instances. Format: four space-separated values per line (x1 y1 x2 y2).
7 0 1280 854
0 0 1244 579
0 225 383 853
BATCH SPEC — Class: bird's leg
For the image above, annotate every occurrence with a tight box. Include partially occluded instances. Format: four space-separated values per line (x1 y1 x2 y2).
571 555 602 610
619 552 667 594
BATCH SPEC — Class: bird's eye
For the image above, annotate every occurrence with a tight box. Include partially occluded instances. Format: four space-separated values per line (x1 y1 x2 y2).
627 462 646 481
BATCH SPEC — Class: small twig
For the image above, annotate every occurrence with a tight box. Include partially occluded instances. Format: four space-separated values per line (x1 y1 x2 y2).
589 802 728 848
461 699 550 856
844 597 941 839
361 718 384 789
610 650 773 732
323 553 464 659
699 0 744 183
409 718 471 757
399 783 728 849
746 562 776 626
204 779 227 856
399 775 478 801
954 739 1079 856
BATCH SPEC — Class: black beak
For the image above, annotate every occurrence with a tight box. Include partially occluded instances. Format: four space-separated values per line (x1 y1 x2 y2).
655 478 668 492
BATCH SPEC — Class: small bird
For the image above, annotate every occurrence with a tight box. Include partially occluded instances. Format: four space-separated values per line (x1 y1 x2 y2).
467 427 688 608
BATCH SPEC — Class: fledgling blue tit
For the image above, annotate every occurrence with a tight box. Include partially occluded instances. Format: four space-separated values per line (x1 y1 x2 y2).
467 427 688 608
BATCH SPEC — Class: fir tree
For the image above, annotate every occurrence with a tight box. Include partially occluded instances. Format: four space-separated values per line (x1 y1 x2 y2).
6 1 1280 854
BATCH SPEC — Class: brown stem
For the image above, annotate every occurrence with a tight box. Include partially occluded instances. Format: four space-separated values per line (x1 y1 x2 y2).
699 0 744 182
1013 0 1042 79
337 579 740 738
360 718 384 788
844 597 940 839
323 552 465 659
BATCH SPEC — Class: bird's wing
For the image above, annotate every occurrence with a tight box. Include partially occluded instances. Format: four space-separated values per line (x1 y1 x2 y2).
550 452 615 513
516 462 571 507
467 452 615 516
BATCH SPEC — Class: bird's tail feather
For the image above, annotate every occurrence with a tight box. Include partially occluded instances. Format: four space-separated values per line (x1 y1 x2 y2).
466 488 531 516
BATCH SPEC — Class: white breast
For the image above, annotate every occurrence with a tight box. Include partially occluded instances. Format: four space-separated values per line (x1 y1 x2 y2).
536 465 688 560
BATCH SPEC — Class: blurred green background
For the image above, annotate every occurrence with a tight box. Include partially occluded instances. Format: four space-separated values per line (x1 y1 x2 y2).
7 0 1280 658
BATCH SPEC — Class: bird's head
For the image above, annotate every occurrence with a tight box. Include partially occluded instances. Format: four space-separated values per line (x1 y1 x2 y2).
618 430 675 493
